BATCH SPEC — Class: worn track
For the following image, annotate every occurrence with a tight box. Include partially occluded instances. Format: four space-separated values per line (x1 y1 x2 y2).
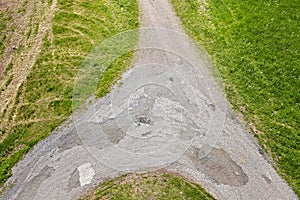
1 0 297 199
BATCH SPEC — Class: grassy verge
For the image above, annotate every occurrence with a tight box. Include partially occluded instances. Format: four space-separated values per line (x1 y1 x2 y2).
171 0 299 196
81 172 216 200
0 0 138 185
96 52 134 98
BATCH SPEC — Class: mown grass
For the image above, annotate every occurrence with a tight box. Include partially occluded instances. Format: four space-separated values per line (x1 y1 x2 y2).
171 0 300 196
0 0 138 185
81 172 216 200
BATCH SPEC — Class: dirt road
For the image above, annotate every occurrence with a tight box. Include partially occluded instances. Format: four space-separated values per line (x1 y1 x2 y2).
2 0 297 199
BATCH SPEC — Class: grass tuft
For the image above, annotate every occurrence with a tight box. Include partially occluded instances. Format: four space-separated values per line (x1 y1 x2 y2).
81 172 216 200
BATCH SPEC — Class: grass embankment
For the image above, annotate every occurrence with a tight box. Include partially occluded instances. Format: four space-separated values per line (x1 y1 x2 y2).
0 0 138 185
171 0 299 195
81 172 216 200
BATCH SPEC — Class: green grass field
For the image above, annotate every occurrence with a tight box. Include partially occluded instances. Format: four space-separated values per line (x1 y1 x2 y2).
81 172 216 200
0 0 138 185
171 0 299 196
1 0 298 197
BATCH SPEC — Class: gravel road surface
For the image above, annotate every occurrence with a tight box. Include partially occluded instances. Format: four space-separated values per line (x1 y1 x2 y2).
2 0 298 199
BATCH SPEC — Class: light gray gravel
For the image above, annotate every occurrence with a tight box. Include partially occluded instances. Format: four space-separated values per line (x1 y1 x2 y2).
1 0 298 199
